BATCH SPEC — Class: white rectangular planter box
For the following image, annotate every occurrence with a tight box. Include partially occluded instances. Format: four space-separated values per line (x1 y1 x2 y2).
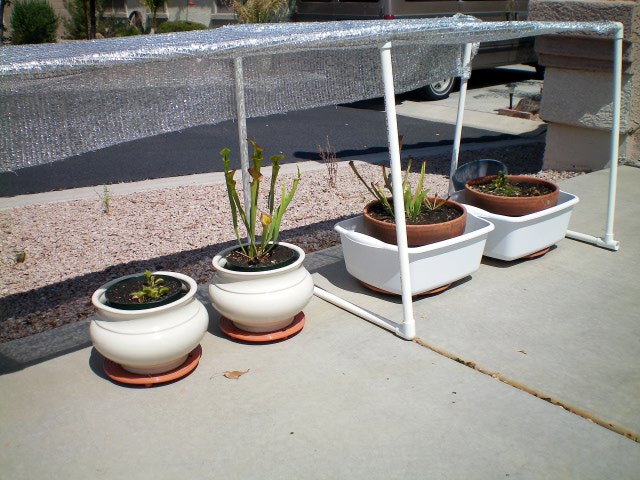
334 213 494 295
452 190 579 261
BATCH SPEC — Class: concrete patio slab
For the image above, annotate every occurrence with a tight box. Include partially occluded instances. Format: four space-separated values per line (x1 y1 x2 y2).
1 290 639 479
314 166 640 439
1 164 638 479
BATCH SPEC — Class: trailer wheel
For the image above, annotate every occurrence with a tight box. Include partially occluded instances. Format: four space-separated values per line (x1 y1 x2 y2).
420 77 456 100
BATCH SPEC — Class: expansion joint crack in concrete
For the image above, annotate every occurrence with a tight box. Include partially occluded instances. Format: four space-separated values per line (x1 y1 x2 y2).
413 337 639 444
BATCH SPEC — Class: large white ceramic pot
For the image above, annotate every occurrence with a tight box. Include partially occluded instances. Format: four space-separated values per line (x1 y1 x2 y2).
90 272 209 375
209 242 314 333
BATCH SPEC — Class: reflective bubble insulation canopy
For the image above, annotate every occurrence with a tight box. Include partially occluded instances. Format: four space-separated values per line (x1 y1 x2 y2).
0 17 618 171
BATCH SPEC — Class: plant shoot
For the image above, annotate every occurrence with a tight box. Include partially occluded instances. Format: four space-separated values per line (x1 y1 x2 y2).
221 140 300 262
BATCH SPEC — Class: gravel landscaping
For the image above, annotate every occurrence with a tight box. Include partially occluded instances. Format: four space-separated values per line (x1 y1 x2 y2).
0 142 582 343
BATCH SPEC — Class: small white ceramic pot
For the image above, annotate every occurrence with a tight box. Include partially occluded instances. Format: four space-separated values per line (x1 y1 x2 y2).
209 242 314 333
90 272 209 375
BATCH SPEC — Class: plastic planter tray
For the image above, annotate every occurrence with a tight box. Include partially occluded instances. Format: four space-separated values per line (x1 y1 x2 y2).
451 190 579 261
334 212 494 296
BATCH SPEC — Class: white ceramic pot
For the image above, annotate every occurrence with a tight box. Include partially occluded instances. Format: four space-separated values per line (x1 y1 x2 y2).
209 242 314 333
335 213 494 295
90 272 209 375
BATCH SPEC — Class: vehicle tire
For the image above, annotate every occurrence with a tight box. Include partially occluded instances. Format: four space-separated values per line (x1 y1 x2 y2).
420 77 456 100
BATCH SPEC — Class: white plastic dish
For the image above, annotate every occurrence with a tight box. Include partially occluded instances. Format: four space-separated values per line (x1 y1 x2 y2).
452 190 579 261
334 213 494 295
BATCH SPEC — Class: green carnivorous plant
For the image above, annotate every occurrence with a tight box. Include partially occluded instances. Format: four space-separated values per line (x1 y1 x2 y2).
349 156 448 223
129 270 169 303
221 140 301 262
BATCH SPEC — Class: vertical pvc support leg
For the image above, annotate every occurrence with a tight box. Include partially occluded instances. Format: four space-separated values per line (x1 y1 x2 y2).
565 25 622 251
448 43 473 195
380 42 415 340
234 57 251 215
602 24 623 249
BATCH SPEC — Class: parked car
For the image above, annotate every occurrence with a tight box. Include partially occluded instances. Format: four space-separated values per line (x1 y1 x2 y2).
294 0 538 99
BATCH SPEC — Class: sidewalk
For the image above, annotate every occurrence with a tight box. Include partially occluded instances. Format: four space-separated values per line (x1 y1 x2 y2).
1 166 638 479
395 65 546 138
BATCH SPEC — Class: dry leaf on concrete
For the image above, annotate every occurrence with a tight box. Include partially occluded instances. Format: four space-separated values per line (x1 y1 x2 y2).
223 369 250 379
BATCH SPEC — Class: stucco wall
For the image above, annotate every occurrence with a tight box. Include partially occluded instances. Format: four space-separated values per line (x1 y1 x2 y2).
530 0 639 170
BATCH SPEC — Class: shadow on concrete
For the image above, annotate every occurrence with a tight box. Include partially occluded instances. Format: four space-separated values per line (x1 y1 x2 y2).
0 239 232 375
311 258 474 303
87 347 201 389
480 245 559 269
294 134 519 162
300 141 546 177
0 216 351 374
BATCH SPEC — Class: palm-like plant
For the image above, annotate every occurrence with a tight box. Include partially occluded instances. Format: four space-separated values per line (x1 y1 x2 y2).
140 0 164 32
232 0 292 23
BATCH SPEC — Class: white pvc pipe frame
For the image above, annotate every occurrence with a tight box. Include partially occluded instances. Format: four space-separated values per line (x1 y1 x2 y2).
564 23 623 251
236 24 624 340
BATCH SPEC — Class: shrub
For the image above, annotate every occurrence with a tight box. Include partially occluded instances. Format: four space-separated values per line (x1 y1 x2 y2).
96 16 142 38
11 0 59 44
139 0 164 32
113 24 142 37
156 21 208 34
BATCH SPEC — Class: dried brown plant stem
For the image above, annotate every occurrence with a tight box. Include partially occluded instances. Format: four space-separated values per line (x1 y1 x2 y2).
317 136 338 189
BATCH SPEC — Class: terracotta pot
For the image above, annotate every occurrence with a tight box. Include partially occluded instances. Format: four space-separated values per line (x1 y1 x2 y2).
464 175 559 217
362 198 467 247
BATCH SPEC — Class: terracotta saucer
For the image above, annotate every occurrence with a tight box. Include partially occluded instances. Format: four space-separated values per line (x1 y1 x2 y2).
522 246 552 260
219 312 305 343
103 345 202 387
360 280 452 297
